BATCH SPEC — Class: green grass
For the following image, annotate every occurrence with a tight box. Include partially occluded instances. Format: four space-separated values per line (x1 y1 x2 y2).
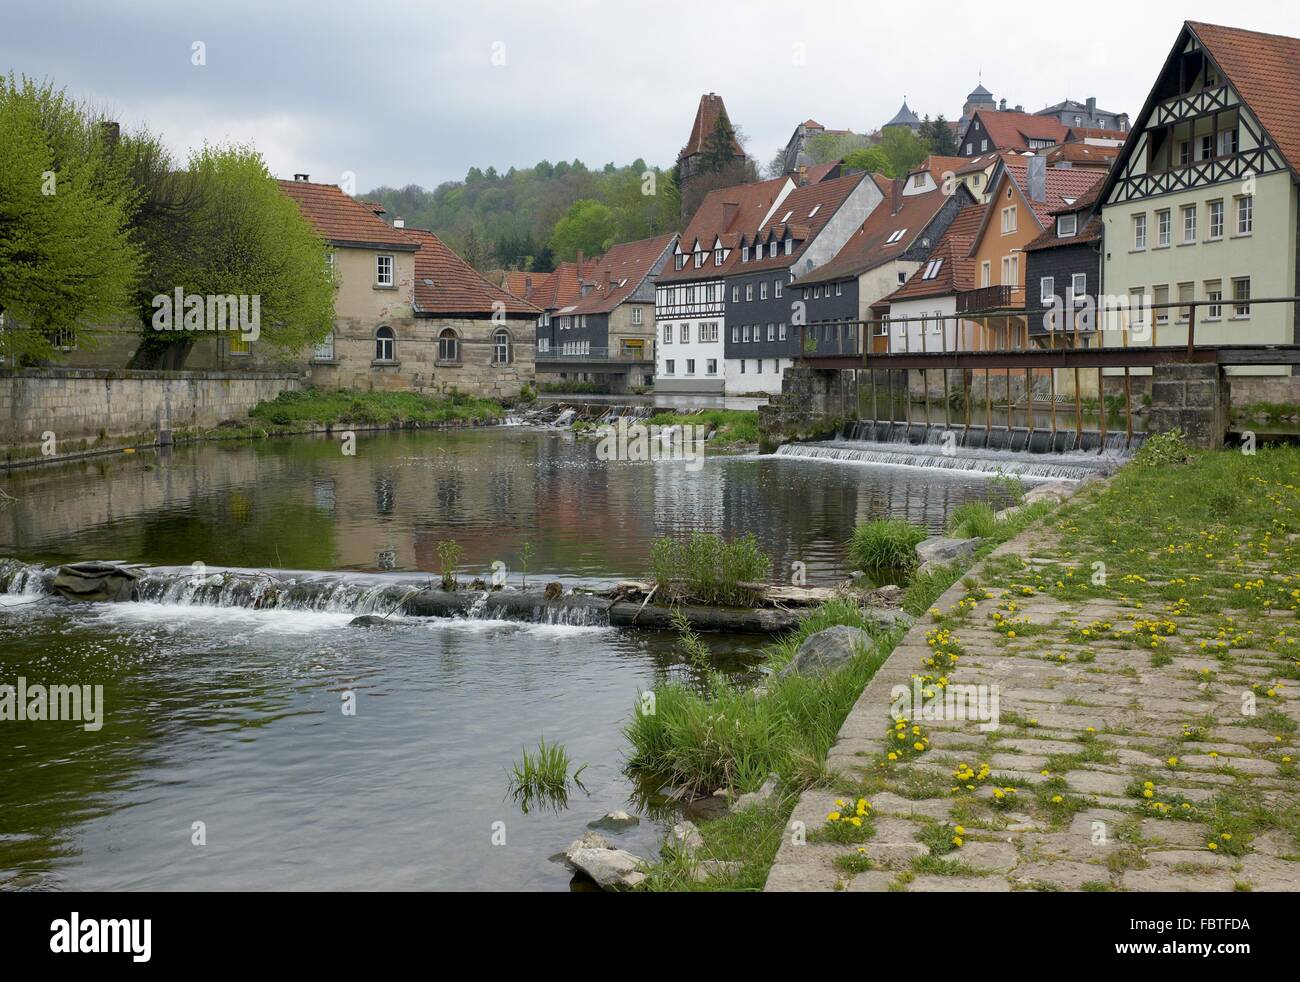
506 738 588 814
648 532 771 606
249 387 502 426
848 519 927 572
649 410 758 446
948 501 999 539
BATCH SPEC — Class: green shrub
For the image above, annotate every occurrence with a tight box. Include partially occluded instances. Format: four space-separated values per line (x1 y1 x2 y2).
649 533 771 606
649 409 758 446
1133 429 1193 468
507 738 588 813
848 519 926 572
948 501 998 539
249 388 501 426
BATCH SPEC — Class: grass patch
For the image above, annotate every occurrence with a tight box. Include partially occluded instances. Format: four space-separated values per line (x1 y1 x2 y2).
948 502 999 539
649 409 758 446
648 532 771 606
506 738 588 814
250 387 502 426
849 519 927 572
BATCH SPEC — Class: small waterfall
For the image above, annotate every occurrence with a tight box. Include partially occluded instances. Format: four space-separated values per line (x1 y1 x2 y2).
0 559 51 597
776 421 1134 482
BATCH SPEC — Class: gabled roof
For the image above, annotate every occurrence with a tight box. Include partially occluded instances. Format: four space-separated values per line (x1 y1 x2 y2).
658 175 794 283
278 179 417 250
402 228 540 316
680 93 745 160
967 110 1068 151
917 155 972 181
1024 183 1105 251
564 234 677 315
974 158 1105 246
1186 21 1300 175
524 260 595 310
791 180 960 286
502 269 546 299
879 204 987 304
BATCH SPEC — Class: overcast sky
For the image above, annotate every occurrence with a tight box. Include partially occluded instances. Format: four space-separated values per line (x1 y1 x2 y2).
4 1 1295 192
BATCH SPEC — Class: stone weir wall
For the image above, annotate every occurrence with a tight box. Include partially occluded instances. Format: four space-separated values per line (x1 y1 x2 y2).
1 368 302 465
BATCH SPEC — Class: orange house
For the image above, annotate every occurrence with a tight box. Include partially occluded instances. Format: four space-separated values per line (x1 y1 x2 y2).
960 156 1104 351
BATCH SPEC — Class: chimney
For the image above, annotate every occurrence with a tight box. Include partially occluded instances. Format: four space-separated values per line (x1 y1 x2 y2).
393 217 405 228
722 201 738 227
525 275 533 294
294 173 310 182
607 270 615 294
99 120 120 150
891 176 903 216
1028 154 1047 202
999 98 1007 111
1086 96 1097 116
1014 104 1024 113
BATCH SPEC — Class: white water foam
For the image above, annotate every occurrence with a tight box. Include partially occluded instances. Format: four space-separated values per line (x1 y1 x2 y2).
774 440 1121 482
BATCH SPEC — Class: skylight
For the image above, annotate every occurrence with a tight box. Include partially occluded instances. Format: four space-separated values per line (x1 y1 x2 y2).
780 210 793 223
922 259 943 280
885 229 907 244
808 205 821 218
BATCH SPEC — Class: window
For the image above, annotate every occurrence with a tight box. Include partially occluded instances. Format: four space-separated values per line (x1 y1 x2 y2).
981 261 991 288
679 323 689 343
731 326 739 343
694 251 704 268
1218 128 1239 156
1199 134 1213 160
1177 283 1194 323
1071 273 1087 305
741 246 750 262
739 359 746 374
493 329 512 364
1057 214 1077 238
774 279 782 298
376 255 394 287
312 331 335 361
1205 280 1223 320
885 229 907 244
742 325 750 343
1208 200 1224 240
931 313 941 334
674 254 685 271
980 139 988 152
714 248 724 265
1001 206 1017 234
745 284 753 302
835 282 842 296
1178 141 1191 166
759 282 768 300
731 285 739 303
814 286 821 298
1232 277 1251 318
686 359 696 375
912 173 926 188
1154 285 1169 324
808 205 820 218
757 360 764 373
1181 205 1197 244
1040 276 1055 306
632 306 642 325
783 237 792 255
699 322 719 343
706 359 717 375
537 338 550 353
375 326 395 361
436 328 458 362
767 324 775 341
663 324 673 344
665 359 675 375
1132 213 1147 250
1156 210 1171 247
1237 196 1254 235
1001 254 1019 285
768 241 777 258
778 323 787 341
966 142 973 154
922 259 943 280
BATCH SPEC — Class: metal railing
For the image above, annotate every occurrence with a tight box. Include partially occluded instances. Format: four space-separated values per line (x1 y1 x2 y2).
536 345 653 362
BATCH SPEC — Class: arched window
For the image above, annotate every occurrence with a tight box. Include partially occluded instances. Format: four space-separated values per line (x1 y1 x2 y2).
375 326 395 361
438 328 459 362
493 329 512 365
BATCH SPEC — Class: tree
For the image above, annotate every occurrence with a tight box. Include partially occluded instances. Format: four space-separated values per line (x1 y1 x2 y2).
0 74 142 363
133 143 335 366
699 111 741 175
841 146 891 176
878 127 930 178
804 131 875 166
921 115 959 156
549 198 616 261
456 223 494 271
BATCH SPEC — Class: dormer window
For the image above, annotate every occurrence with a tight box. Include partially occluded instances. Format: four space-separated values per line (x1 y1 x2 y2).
885 229 907 244
922 259 943 280
784 237 792 255
675 254 685 270
741 246 750 262
694 251 704 268
714 248 724 265
768 241 777 257
1057 214 1078 238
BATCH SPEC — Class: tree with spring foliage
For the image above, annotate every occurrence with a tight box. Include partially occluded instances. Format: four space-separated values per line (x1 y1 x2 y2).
0 74 142 363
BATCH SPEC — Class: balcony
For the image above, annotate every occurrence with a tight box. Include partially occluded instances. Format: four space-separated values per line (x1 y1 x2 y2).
957 285 1024 314
535 345 654 368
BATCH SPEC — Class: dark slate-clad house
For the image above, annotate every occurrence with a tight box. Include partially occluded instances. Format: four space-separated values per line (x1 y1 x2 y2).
1024 183 1104 343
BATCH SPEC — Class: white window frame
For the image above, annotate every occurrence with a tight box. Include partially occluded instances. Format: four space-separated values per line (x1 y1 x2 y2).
1040 276 1055 306
376 255 394 287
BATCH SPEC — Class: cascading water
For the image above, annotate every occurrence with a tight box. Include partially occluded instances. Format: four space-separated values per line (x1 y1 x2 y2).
774 420 1139 482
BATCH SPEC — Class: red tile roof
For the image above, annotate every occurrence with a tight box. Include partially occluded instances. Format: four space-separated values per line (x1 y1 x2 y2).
658 175 794 283
983 158 1105 237
564 234 677 315
1189 21 1300 175
968 110 1068 152
502 270 543 299
955 150 1020 176
278 179 417 250
791 179 956 286
522 260 597 310
917 155 971 182
879 204 987 304
401 228 540 316
1044 142 1117 168
679 93 745 161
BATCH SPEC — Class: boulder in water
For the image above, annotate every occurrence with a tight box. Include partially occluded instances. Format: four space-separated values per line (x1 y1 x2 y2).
777 625 873 679
50 562 142 603
563 831 647 890
349 614 395 628
1022 481 1076 506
